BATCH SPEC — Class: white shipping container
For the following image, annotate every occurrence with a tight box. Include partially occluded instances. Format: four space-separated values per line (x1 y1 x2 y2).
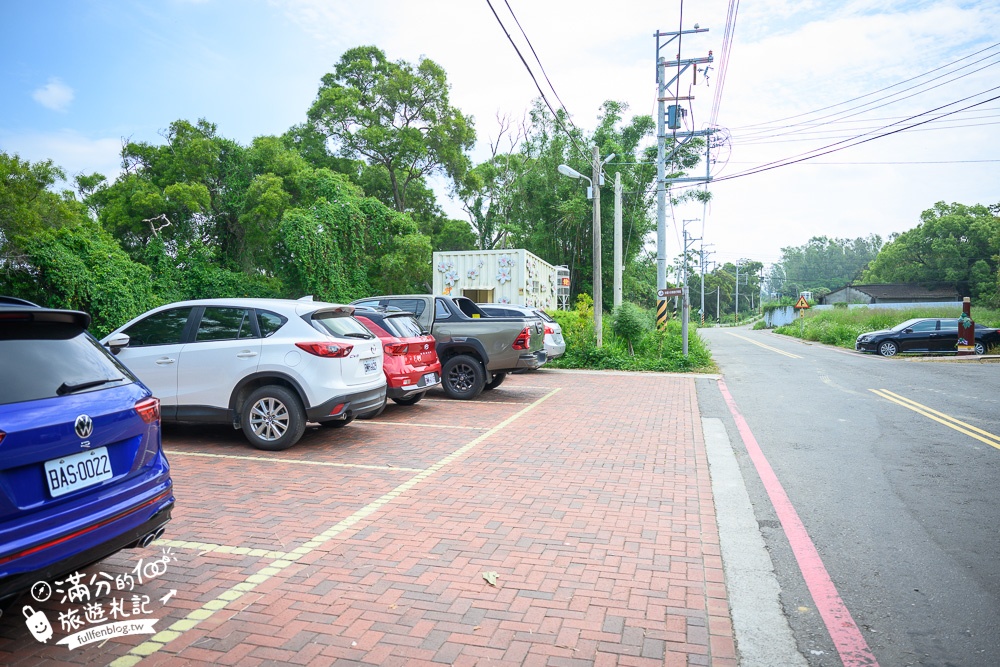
432 249 560 309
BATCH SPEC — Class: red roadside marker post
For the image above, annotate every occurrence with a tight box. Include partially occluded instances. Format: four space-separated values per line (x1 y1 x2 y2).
957 297 975 356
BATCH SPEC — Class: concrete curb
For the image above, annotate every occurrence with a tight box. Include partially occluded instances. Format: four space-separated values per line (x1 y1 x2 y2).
703 417 808 667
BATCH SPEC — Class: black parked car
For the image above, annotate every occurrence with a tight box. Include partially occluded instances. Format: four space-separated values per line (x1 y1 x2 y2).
855 317 1000 357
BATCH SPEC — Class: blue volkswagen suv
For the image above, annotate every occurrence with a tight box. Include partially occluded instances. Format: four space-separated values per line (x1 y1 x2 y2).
0 299 173 606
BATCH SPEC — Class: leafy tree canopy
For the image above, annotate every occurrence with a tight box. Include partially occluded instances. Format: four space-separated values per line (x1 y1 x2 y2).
308 45 476 215
767 234 883 299
862 201 999 304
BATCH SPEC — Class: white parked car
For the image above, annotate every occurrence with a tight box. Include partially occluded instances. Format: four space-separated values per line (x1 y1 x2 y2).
101 299 385 450
479 304 566 360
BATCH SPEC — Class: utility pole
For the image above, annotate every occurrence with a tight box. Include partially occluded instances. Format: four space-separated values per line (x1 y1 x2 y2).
681 220 699 357
700 242 714 326
735 260 741 322
613 172 622 309
654 27 713 336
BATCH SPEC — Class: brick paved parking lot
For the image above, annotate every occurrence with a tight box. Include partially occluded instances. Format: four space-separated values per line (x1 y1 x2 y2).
0 370 736 666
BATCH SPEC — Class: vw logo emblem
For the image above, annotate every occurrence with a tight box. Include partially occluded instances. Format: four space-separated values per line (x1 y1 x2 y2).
74 414 94 439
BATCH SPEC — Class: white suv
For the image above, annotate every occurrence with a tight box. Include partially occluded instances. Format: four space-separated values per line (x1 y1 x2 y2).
101 299 385 451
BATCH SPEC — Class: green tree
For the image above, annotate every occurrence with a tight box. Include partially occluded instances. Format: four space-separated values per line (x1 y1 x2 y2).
11 222 157 336
455 115 532 249
418 217 478 252
1 152 82 260
308 45 476 215
505 99 698 311
862 202 999 304
770 235 882 298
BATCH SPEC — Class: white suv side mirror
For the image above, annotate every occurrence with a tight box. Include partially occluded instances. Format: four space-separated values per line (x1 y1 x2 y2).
104 333 130 355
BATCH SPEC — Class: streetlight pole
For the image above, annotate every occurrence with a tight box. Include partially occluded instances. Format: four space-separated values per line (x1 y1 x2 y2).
591 146 603 347
558 150 615 348
613 172 623 309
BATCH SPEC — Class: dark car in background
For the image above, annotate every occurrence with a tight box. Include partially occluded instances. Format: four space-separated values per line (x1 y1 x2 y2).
855 317 1000 357
0 301 173 607
353 307 442 411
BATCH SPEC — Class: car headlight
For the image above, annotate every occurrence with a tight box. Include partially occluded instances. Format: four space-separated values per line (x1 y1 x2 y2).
858 335 874 343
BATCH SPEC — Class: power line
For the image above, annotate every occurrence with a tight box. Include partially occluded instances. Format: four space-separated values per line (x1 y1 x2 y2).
726 159 1000 165
501 0 577 132
728 41 1000 131
709 0 741 127
733 117 1000 145
733 53 1000 142
709 87 1000 183
483 0 590 161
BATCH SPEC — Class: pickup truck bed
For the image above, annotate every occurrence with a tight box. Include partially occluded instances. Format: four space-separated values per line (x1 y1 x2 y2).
351 295 546 399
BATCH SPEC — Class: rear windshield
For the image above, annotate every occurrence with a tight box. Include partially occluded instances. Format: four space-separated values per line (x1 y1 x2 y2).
0 323 136 405
534 310 555 323
383 315 424 338
311 312 375 339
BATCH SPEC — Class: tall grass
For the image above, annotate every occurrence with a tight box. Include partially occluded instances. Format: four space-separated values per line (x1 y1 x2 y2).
773 306 1000 349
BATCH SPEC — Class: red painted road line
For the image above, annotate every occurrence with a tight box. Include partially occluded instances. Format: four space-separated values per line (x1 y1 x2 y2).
718 378 879 667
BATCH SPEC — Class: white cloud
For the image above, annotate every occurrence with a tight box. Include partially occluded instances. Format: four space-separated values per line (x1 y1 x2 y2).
0 130 122 185
32 78 75 112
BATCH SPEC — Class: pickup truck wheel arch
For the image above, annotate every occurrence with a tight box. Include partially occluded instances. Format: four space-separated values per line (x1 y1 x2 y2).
441 354 486 400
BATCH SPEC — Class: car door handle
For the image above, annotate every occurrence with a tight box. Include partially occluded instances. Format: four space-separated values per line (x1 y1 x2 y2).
155 357 176 365
236 350 258 358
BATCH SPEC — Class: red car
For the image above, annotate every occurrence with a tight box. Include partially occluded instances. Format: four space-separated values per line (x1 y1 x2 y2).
353 307 442 411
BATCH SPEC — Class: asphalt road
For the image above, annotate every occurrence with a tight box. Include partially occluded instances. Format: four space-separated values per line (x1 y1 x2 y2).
697 327 1000 667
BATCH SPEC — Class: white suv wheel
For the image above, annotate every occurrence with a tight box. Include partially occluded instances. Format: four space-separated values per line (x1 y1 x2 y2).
240 386 305 451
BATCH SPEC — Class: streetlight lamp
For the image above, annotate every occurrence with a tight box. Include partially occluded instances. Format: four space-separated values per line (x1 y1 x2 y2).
558 150 615 348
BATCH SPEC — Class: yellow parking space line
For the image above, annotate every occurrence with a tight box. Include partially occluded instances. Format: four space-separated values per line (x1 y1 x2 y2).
359 421 487 431
869 389 1000 451
112 387 561 667
726 332 802 359
166 450 424 472
156 539 292 561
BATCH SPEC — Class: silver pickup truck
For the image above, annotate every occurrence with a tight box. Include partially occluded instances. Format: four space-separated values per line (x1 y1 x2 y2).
351 295 546 399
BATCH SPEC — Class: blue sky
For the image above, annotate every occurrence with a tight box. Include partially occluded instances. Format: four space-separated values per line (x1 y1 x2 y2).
3 0 999 267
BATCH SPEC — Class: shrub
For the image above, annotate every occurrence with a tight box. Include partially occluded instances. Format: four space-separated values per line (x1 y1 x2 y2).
548 300 715 372
611 302 648 355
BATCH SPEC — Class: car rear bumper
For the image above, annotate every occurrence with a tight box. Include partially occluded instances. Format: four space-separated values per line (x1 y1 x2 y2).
308 385 387 421
0 491 173 604
512 350 547 371
387 371 441 399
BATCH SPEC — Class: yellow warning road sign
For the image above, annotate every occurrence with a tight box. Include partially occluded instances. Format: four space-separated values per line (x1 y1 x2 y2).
794 296 810 309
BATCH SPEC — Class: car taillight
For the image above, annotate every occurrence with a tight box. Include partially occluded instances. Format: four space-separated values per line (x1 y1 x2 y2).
512 327 531 350
386 343 410 356
296 342 354 358
0 430 5 445
135 397 160 424
544 325 554 335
